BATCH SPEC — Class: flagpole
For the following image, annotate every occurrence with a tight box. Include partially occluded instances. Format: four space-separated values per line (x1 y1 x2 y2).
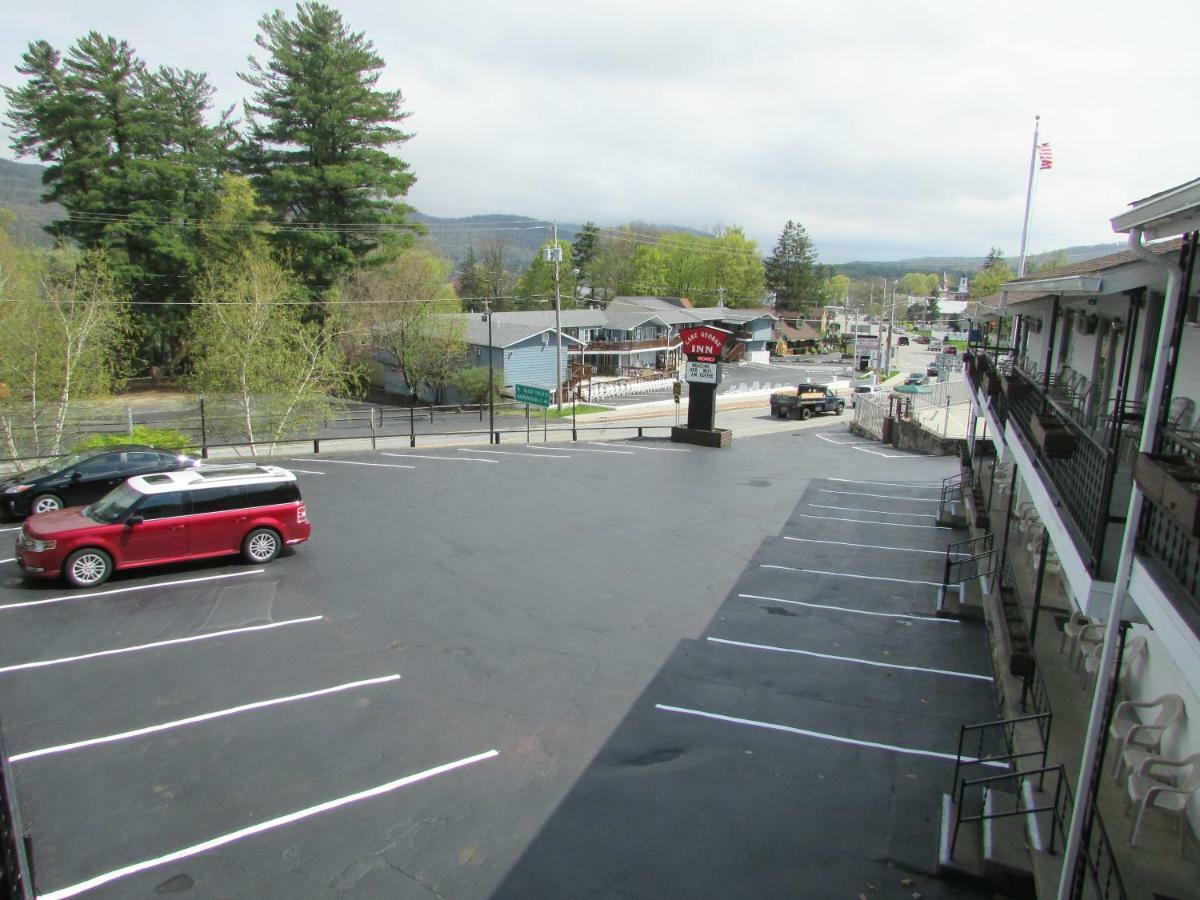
1016 114 1041 278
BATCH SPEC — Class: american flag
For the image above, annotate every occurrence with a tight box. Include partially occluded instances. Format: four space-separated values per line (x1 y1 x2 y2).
1037 143 1053 170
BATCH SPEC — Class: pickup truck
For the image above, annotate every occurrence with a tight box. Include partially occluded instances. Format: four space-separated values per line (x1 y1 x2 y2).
770 384 846 420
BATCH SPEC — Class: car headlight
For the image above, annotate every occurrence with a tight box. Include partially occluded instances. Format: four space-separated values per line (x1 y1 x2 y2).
25 538 56 552
4 484 32 495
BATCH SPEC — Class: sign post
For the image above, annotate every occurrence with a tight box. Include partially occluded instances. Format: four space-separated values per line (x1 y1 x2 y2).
672 326 733 448
515 384 552 444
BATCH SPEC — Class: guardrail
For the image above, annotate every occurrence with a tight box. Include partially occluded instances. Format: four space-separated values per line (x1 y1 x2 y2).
852 394 887 439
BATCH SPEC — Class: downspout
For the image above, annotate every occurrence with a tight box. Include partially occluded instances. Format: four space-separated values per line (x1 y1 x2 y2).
1056 229 1183 899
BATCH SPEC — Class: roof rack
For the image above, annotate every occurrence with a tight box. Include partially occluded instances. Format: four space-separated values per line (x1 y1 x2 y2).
193 464 277 480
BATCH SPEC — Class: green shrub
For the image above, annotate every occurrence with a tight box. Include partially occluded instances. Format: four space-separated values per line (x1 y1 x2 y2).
72 425 192 453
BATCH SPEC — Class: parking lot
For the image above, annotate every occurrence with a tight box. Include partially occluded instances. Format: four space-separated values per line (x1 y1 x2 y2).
1 428 997 898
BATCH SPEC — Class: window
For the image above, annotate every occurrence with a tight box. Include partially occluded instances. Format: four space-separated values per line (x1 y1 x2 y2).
191 486 242 515
74 453 122 478
124 451 165 471
135 491 188 520
241 482 300 508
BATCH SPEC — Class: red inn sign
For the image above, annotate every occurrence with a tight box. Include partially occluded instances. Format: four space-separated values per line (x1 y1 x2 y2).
679 326 731 363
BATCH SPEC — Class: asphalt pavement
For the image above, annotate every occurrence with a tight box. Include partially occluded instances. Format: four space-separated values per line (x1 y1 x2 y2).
0 425 996 898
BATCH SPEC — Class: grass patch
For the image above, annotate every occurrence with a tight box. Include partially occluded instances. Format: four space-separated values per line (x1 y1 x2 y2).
523 404 609 419
72 425 192 453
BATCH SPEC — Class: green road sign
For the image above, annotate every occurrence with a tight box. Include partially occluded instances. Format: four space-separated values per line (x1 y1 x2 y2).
515 383 551 407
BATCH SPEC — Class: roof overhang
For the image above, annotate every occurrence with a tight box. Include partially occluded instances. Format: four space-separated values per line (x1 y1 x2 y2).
1000 275 1103 296
1111 177 1200 240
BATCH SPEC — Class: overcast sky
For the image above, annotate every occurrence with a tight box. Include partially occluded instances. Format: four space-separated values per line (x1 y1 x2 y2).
3 1 1197 262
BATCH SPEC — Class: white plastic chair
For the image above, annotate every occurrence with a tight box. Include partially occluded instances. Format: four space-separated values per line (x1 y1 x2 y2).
1110 694 1186 782
1072 623 1108 673
1127 753 1200 853
1059 612 1095 656
1080 635 1147 688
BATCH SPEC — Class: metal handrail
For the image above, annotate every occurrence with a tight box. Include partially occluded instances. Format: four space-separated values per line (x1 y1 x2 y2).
950 764 1066 859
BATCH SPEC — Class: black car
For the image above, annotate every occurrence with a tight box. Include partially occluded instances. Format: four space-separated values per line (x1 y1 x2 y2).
1 445 197 519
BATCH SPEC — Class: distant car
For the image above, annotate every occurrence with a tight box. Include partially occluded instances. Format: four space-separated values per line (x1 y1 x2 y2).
914 336 931 345
926 366 940 377
850 385 889 407
1 445 198 519
944 345 957 355
928 341 943 352
897 336 910 346
15 464 311 587
905 372 930 386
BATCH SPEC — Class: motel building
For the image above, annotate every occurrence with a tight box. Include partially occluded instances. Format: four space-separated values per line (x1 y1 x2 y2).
952 177 1200 898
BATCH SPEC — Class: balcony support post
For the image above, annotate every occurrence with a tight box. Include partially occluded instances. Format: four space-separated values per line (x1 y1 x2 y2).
1028 527 1051 648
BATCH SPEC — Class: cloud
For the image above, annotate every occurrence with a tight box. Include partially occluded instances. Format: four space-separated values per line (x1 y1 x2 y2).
2 0 1196 262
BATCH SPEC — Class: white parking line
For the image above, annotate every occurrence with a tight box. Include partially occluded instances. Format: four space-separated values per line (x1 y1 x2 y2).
0 570 266 612
0 526 21 533
590 442 689 452
37 748 500 900
380 452 497 464
809 504 934 519
11 673 403 762
0 557 14 564
815 434 874 447
655 704 1007 768
826 477 941 490
285 468 326 475
820 490 939 503
289 458 414 470
794 513 949 530
737 593 954 624
527 446 634 454
459 448 570 459
782 537 965 557
0 616 323 675
706 636 991 681
761 564 943 587
853 445 931 459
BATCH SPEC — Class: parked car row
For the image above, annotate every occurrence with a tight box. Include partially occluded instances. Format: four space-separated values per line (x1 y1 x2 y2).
5 447 310 588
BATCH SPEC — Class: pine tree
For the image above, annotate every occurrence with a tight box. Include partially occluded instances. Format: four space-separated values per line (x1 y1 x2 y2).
240 2 416 297
571 222 600 298
5 33 233 365
765 220 821 310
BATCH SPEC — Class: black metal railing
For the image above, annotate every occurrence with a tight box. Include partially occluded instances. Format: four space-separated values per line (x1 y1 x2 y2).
1136 428 1200 615
1 720 34 900
1055 774 1128 900
951 765 1067 858
1003 367 1117 571
943 533 996 586
938 472 964 522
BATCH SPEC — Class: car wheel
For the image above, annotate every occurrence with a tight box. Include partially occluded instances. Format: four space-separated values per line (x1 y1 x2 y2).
799 407 813 421
31 494 63 515
242 528 281 564
64 548 112 588
836 404 845 415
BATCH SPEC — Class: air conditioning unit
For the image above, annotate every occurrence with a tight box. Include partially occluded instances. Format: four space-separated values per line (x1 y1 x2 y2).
1076 315 1098 335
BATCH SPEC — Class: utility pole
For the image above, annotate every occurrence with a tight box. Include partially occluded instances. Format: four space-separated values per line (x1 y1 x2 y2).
547 224 564 411
482 300 495 442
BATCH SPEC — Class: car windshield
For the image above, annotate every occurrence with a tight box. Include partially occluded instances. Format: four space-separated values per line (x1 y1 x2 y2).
19 450 93 479
86 483 143 524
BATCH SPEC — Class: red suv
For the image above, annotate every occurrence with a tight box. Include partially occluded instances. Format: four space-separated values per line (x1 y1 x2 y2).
15 465 311 587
